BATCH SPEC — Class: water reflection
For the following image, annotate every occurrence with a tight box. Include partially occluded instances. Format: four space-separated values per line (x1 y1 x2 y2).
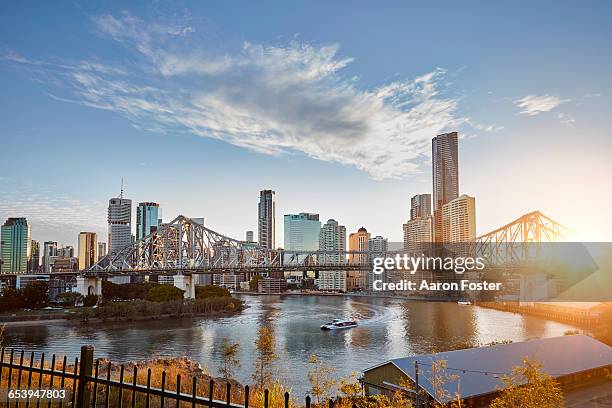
3 295 578 397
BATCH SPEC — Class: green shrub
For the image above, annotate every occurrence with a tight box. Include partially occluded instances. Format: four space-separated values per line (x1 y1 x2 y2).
196 285 231 299
83 294 99 307
146 285 185 302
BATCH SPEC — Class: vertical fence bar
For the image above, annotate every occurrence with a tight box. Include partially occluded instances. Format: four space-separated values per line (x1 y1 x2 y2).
328 399 334 408
226 382 231 406
244 385 249 408
92 360 100 407
70 357 78 408
208 380 213 408
25 352 34 408
191 377 197 408
305 395 311 408
118 365 125 408
105 362 111 408
8 349 14 390
284 392 289 408
174 374 180 408
145 368 151 408
46 354 56 408
58 356 67 408
14 350 24 408
131 366 137 408
0 348 4 384
76 346 93 408
160 371 166 408
35 353 44 408
264 389 269 408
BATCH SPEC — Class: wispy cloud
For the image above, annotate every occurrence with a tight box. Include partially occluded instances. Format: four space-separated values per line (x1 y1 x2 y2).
514 94 570 116
4 12 498 180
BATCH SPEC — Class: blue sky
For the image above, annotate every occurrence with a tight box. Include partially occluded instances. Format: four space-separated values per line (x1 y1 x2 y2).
1 1 611 246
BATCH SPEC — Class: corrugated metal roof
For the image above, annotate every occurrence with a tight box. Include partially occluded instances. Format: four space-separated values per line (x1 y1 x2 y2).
366 335 612 403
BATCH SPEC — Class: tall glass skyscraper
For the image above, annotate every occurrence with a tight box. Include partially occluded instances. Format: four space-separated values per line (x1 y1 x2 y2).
432 132 459 242
136 202 161 241
108 197 132 256
258 190 275 249
78 232 98 270
1 217 31 274
284 213 320 251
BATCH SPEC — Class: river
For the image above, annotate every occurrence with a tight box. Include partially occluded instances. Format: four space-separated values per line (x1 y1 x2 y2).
2 295 578 397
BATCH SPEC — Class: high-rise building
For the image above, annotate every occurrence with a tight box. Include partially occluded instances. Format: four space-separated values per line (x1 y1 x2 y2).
369 235 388 254
258 190 275 249
136 202 160 241
42 241 58 273
0 218 31 274
108 197 132 256
98 242 107 258
319 219 346 264
410 194 432 220
57 246 74 258
284 213 320 251
245 231 254 243
349 227 370 265
403 217 433 254
432 132 459 242
28 239 40 273
441 194 476 243
78 232 98 270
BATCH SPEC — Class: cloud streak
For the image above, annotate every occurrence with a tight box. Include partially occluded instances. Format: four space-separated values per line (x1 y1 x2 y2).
514 94 569 116
5 12 495 180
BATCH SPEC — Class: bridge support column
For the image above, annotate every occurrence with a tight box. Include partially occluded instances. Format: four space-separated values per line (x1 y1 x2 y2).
76 276 103 297
174 274 196 299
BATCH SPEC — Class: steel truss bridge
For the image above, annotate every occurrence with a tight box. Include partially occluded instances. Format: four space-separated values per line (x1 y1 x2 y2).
83 211 570 277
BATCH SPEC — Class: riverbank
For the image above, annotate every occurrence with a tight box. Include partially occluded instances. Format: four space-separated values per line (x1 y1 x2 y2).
236 290 456 301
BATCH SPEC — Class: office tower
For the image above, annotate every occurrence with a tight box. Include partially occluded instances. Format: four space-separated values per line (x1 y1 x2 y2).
136 202 160 241
78 232 98 270
246 231 254 243
411 194 432 220
441 195 476 243
432 132 459 242
98 242 107 258
318 219 346 292
28 239 40 273
0 217 31 274
108 196 132 256
258 190 275 249
42 241 58 273
369 235 388 254
349 227 370 265
57 246 74 258
284 213 321 251
403 217 433 254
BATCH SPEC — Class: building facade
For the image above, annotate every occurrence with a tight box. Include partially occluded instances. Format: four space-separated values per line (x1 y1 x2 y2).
432 132 459 242
78 232 98 270
0 217 31 274
258 190 275 249
410 194 432 220
245 230 254 243
349 227 370 265
98 242 107 258
318 219 347 292
42 241 58 273
136 202 160 241
28 239 40 273
284 213 321 251
108 197 132 256
403 217 433 254
441 194 476 243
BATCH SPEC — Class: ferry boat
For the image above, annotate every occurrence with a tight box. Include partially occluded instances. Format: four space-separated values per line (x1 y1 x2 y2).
320 319 358 330
457 299 472 305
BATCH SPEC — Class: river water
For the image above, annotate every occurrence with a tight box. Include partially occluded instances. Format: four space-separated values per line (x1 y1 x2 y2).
3 295 578 397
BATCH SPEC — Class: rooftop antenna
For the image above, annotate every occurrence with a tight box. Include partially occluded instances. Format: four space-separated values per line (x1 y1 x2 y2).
120 177 124 199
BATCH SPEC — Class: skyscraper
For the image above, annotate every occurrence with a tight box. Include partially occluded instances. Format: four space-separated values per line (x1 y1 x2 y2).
98 242 107 258
0 217 31 274
28 239 40 273
432 132 459 242
441 194 476 243
42 241 58 273
258 190 275 249
284 213 320 251
245 231 254 243
108 196 132 256
78 232 98 270
349 227 370 265
403 217 433 254
136 202 160 241
318 219 347 292
410 194 432 220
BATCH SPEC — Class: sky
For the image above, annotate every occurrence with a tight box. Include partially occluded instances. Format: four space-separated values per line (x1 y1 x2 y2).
1 1 611 247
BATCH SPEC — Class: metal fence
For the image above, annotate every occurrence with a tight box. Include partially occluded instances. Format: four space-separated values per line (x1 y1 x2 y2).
0 345 357 408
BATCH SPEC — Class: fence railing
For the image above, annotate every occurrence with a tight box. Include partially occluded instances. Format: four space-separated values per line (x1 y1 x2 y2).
0 345 358 408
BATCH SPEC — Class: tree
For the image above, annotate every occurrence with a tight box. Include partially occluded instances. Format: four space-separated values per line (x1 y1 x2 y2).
253 325 277 389
308 354 337 405
249 275 262 292
196 285 230 299
218 337 240 381
21 281 48 309
145 285 185 302
0 288 24 312
490 358 564 408
83 294 99 307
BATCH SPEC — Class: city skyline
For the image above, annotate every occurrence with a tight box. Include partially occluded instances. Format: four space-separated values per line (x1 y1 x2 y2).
1 2 612 246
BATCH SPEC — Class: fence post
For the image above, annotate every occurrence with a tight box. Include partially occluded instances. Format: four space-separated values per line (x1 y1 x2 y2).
76 345 94 408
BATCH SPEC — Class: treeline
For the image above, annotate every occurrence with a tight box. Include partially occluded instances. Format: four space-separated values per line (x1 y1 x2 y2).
0 282 48 312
